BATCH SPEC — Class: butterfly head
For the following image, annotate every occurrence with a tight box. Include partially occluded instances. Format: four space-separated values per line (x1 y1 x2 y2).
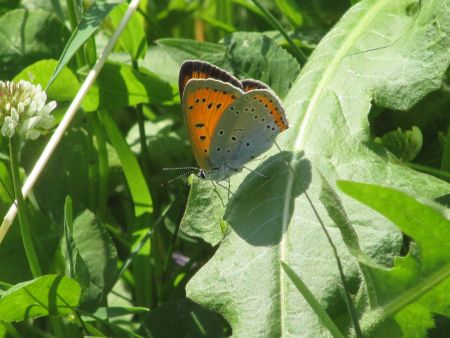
197 168 208 180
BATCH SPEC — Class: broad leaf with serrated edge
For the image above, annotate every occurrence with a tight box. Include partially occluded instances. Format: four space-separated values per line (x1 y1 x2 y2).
181 1 450 337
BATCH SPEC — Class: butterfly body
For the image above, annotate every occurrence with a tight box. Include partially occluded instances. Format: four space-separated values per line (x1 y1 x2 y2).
179 61 288 181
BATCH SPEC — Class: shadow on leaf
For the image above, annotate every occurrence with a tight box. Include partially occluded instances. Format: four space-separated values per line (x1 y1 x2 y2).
224 151 311 246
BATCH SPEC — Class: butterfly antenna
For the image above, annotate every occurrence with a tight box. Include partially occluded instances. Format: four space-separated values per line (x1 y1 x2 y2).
161 169 197 186
163 166 199 171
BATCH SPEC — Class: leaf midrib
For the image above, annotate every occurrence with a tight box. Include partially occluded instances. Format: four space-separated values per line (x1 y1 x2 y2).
278 0 392 336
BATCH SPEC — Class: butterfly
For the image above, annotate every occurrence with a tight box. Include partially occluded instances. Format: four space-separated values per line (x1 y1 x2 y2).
178 60 288 181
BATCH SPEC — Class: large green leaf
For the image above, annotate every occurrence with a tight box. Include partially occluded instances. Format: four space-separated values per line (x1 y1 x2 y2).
338 181 450 337
182 1 450 336
0 9 69 79
158 32 299 99
0 274 80 322
14 59 80 102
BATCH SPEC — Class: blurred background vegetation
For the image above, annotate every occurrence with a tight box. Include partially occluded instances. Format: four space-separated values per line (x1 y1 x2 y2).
0 0 448 337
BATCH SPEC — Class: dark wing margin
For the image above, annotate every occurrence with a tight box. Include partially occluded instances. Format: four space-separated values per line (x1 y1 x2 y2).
178 60 243 99
241 79 270 92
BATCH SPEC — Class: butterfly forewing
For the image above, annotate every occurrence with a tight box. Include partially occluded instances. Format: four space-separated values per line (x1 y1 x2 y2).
182 78 243 171
179 60 243 100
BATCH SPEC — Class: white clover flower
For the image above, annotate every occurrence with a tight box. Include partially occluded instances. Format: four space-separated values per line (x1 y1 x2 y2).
0 80 56 140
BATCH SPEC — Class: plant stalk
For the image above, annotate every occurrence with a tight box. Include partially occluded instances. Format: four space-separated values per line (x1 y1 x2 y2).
9 136 41 277
250 0 307 63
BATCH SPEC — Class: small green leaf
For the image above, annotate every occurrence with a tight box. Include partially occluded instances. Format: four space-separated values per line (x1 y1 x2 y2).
375 126 423 161
72 210 118 312
180 176 225 246
0 275 80 322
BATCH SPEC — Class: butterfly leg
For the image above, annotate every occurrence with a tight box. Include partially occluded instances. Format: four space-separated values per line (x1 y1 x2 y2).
242 165 268 179
211 181 226 207
215 180 237 201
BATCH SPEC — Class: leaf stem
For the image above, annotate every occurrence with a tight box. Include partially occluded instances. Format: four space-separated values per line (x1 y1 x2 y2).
250 0 307 63
9 136 41 277
274 142 362 337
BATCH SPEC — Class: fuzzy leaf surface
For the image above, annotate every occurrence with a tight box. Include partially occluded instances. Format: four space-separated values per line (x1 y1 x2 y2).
182 1 450 337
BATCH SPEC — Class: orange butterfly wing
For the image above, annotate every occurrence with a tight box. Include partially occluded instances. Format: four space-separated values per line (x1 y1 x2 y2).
181 78 243 170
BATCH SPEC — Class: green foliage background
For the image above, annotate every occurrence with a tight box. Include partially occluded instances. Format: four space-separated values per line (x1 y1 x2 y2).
0 0 449 337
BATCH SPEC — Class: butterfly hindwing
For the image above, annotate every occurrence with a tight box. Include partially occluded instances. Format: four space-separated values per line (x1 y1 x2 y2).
182 78 243 171
208 88 287 175
241 79 270 92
